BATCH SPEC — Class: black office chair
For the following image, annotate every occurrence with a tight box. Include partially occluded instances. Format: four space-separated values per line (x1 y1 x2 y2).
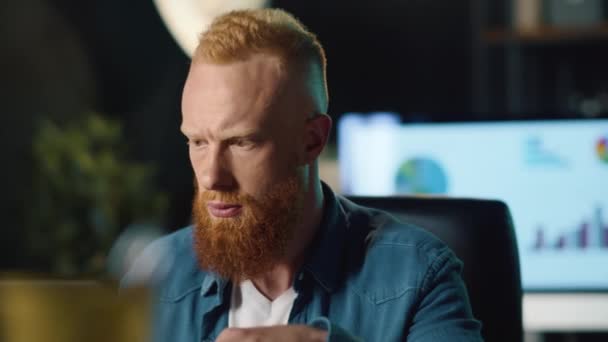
348 196 523 342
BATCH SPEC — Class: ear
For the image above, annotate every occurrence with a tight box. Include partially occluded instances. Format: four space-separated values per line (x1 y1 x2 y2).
303 114 332 164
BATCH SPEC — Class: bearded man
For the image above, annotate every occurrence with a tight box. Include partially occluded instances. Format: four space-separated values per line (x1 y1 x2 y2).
123 8 482 342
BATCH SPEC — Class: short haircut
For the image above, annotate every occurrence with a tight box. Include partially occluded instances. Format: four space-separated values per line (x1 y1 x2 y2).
193 8 328 112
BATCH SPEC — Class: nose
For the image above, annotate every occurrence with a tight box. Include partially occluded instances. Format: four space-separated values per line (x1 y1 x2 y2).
197 146 235 192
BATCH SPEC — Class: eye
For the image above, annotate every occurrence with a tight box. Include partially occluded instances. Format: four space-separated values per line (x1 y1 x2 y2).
232 138 256 150
188 138 207 149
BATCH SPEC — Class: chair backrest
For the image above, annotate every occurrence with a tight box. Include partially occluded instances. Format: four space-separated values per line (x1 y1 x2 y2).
348 196 523 342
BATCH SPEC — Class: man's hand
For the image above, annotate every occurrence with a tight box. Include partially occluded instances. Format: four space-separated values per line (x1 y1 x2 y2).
216 325 328 342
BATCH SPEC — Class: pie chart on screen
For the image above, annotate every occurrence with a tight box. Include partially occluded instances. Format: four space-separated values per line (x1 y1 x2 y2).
598 137 608 163
394 157 448 194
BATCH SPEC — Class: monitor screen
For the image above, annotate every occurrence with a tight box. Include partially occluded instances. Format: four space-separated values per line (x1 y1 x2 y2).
338 114 608 291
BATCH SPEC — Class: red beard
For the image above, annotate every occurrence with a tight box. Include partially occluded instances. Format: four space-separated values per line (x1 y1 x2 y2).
192 175 303 281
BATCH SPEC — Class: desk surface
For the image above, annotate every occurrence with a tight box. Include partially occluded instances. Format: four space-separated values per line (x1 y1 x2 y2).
524 293 608 332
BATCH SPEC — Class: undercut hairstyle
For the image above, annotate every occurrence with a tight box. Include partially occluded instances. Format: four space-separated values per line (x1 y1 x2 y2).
193 8 328 112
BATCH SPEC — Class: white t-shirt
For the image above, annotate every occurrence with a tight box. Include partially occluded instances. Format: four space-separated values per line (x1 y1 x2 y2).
228 279 298 328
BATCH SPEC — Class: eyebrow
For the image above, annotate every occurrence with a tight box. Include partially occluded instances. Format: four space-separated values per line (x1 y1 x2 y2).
180 126 264 141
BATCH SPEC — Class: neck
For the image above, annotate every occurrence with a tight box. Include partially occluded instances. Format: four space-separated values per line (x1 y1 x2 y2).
248 179 325 300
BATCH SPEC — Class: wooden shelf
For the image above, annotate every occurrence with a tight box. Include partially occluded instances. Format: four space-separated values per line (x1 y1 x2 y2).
484 23 608 44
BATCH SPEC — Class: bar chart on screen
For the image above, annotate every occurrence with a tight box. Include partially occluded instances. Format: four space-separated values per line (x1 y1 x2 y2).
532 206 608 251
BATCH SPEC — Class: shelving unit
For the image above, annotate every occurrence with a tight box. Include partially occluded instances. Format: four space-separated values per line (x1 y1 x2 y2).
470 0 608 117
484 23 608 44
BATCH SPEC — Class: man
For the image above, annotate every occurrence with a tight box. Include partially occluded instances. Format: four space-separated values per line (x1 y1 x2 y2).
124 8 482 341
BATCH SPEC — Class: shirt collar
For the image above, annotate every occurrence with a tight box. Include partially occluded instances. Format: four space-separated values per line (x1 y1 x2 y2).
301 182 350 293
200 272 227 297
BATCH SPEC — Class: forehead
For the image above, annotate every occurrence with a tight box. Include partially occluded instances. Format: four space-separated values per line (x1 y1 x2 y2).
181 54 288 137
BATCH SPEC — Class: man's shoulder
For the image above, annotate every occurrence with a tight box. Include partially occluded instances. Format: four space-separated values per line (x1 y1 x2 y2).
339 196 449 257
338 197 459 303
366 212 449 260
121 226 206 300
152 226 193 250
135 226 194 269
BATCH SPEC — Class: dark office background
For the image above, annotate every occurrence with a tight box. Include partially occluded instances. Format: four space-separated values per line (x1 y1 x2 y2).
2 0 607 271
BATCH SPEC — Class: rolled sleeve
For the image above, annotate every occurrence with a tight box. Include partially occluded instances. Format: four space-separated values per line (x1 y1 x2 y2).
407 248 483 341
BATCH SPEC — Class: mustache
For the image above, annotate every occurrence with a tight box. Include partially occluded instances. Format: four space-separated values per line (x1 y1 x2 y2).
199 190 246 203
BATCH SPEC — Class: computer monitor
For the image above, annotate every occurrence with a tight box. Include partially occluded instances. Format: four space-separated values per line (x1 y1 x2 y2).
338 114 608 292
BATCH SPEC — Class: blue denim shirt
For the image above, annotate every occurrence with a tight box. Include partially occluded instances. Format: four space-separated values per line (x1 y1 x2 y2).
123 185 482 341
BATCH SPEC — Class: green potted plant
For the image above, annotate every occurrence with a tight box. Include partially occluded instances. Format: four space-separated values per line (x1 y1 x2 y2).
27 113 167 276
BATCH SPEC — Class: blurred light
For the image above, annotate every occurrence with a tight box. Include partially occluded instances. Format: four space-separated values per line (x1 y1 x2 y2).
106 224 170 284
153 0 269 57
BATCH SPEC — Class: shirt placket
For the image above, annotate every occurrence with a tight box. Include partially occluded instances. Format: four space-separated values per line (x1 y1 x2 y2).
199 280 230 342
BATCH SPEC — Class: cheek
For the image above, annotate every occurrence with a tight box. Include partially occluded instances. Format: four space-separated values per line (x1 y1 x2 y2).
189 151 199 171
231 153 273 177
189 151 205 182
231 149 284 192
279 131 306 166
